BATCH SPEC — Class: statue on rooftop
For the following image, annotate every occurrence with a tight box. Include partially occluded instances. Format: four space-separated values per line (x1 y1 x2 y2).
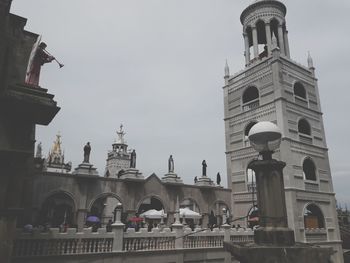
202 160 207 176
168 155 174 173
130 149 136 168
83 142 91 163
35 142 42 158
217 172 221 185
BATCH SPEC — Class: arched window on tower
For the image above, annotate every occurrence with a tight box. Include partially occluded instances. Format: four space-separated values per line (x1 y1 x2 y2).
247 167 256 193
303 158 317 181
298 119 311 135
256 20 268 59
270 19 280 47
294 82 306 99
298 118 312 144
244 121 257 147
304 203 325 229
242 86 259 111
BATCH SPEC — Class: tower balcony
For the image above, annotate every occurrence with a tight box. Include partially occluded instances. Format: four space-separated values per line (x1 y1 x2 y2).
242 99 259 112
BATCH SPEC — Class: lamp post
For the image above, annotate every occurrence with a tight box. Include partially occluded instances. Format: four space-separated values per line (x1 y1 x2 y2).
247 121 294 245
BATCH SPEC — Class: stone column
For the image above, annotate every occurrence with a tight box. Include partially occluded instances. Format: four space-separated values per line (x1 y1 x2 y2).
202 213 209 228
284 30 290 58
243 33 250 65
277 25 285 55
112 203 125 252
252 26 259 59
172 210 184 249
248 159 294 245
265 23 272 55
76 209 88 232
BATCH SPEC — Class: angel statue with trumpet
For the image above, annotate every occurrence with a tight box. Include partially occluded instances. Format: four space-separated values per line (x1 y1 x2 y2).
25 36 64 86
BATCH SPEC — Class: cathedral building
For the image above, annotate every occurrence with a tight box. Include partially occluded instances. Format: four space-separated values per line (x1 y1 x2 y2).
223 0 342 261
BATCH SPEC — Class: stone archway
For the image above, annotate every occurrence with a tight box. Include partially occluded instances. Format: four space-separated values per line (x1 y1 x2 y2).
89 194 122 226
38 191 76 228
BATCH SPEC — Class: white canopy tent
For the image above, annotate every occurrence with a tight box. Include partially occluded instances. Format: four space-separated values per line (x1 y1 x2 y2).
179 208 202 219
139 209 167 219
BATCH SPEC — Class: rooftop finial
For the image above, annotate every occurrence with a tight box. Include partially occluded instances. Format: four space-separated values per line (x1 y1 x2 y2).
271 32 278 49
116 124 126 144
224 59 230 77
307 51 314 68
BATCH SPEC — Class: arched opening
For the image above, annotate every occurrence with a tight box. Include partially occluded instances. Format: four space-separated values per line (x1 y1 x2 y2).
210 201 230 227
247 167 256 193
180 198 201 229
246 26 253 61
247 206 259 229
38 192 75 228
298 119 311 135
294 82 306 99
137 196 164 215
256 20 268 58
270 19 279 47
304 204 325 229
303 158 317 181
242 87 259 111
89 195 122 226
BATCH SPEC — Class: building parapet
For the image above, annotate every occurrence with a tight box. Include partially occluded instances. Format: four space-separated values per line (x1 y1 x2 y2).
12 226 254 257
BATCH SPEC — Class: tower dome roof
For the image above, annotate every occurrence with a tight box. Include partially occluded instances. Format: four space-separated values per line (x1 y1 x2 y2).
240 0 286 25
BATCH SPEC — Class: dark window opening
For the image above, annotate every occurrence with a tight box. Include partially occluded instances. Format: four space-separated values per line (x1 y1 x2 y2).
304 204 324 229
298 119 311 135
303 158 316 181
294 82 306 99
270 19 279 47
243 87 259 104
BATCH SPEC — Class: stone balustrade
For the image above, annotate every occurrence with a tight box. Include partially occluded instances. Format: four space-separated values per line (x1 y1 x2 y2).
12 226 254 258
12 228 114 257
305 228 328 243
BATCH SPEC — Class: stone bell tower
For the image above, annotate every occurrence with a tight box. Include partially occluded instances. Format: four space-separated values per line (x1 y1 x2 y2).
223 0 343 261
105 124 132 178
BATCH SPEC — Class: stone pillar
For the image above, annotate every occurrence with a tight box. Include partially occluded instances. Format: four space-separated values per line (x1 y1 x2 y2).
277 25 285 55
248 159 294 245
112 203 124 252
202 213 209 228
284 30 290 58
252 26 259 59
76 209 87 232
265 23 272 55
243 33 250 65
222 216 232 263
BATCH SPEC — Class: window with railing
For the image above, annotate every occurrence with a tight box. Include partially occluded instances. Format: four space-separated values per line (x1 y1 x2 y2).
242 87 259 111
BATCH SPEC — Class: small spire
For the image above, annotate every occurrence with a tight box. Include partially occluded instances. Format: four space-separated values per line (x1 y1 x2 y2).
224 59 230 77
307 51 314 68
271 32 278 49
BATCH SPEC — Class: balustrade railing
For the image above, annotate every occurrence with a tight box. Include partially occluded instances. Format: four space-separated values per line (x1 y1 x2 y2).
305 228 328 242
12 226 255 257
13 228 114 257
242 99 259 111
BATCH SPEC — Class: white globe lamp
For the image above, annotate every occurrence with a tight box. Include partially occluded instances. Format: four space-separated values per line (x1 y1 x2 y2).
248 121 282 159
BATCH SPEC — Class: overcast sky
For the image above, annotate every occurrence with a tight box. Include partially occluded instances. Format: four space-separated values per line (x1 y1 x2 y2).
11 0 350 207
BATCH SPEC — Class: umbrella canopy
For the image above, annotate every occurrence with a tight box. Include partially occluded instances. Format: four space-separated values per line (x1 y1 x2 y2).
180 208 202 219
86 216 100 223
140 209 167 219
129 216 144 223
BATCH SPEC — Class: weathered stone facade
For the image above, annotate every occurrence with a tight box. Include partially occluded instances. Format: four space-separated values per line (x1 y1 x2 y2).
223 0 343 262
0 1 59 261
